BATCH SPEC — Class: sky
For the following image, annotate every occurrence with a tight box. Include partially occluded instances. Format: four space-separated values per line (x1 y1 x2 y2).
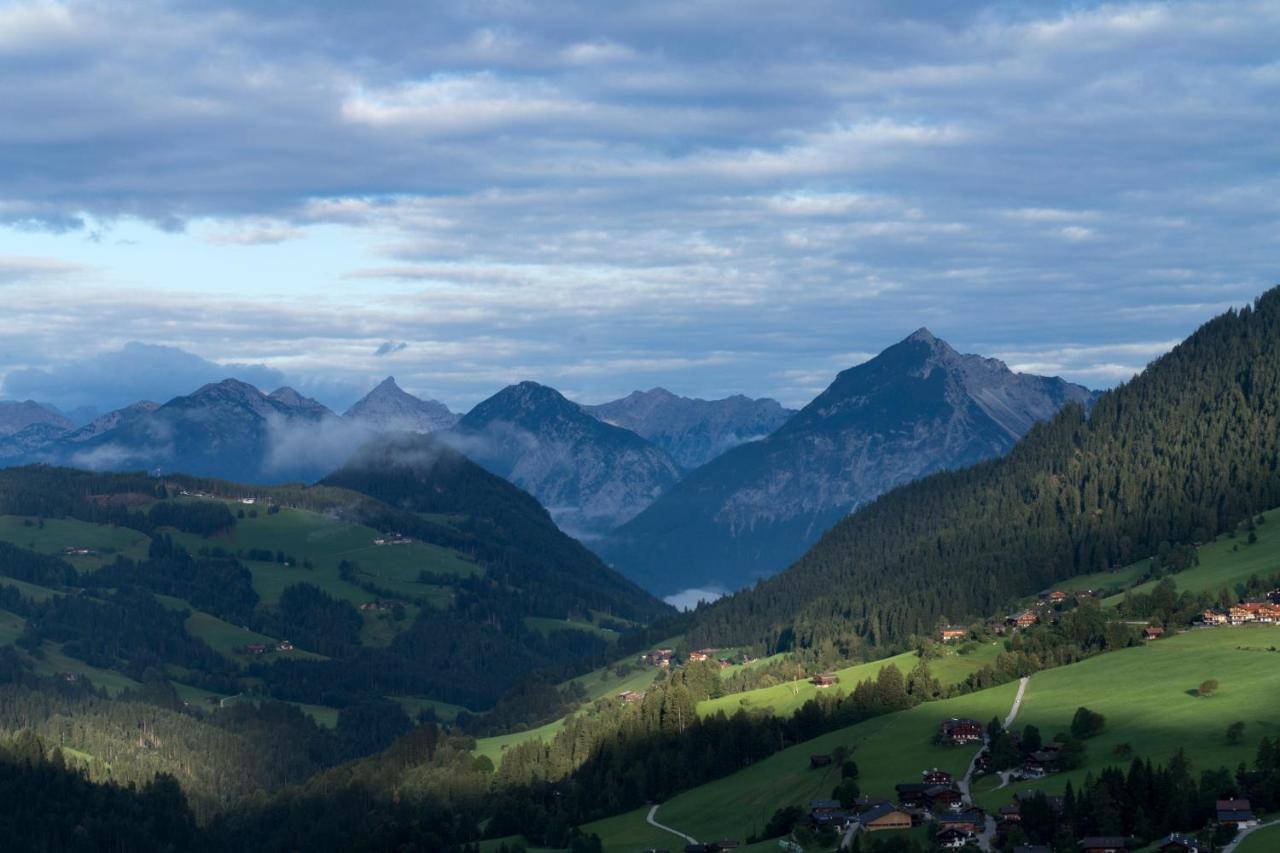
0 0 1276 415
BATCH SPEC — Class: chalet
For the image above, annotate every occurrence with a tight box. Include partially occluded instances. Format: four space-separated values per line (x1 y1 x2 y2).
922 767 953 785
1143 626 1165 640
1229 605 1257 624
276 640 294 652
1077 838 1133 853
717 658 733 669
1155 833 1207 853
810 754 833 768
1023 748 1059 776
63 546 97 556
939 625 968 643
853 795 892 811
245 644 267 655
1041 590 1069 603
926 786 964 811
239 497 256 505
894 782 931 807
998 804 1022 824
810 673 838 688
687 650 709 662
810 808 851 830
935 810 985 834
935 827 973 849
619 691 645 703
60 672 80 683
1201 608 1229 625
1008 610 1039 629
858 803 912 832
643 648 675 668
940 717 984 745
1216 798 1258 828
809 799 842 816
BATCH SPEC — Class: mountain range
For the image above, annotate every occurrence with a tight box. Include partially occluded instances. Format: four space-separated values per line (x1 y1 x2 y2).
0 377 458 482
583 388 795 470
0 339 1093 593
444 381 683 538
599 329 1096 597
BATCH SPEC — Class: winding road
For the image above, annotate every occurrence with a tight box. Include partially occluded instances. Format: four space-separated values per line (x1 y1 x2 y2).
957 676 1031 852
1221 818 1279 853
646 804 698 845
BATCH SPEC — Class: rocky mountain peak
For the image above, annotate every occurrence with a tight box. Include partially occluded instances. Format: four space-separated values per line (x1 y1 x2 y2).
344 376 457 434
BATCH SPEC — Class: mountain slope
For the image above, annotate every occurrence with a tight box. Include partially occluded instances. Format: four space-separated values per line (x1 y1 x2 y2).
688 289 1280 653
447 381 682 538
583 387 795 469
321 433 670 624
601 330 1094 595
343 377 457 434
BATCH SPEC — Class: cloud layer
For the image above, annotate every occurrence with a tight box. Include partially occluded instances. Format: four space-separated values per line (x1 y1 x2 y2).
0 1 1276 410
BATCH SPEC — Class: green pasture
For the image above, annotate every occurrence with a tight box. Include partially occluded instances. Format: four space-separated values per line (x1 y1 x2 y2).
974 626 1280 812
0 514 150 571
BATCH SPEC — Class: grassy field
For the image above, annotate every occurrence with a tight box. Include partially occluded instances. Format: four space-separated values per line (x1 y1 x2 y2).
1235 822 1280 853
974 626 1280 812
0 608 25 644
0 575 62 602
392 694 473 723
0 514 151 571
1102 509 1280 606
697 642 1003 720
584 681 1021 848
182 609 327 664
475 717 569 767
29 642 143 696
564 662 662 704
524 616 621 641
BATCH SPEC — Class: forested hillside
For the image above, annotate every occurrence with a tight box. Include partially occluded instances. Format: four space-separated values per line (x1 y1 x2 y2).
689 288 1280 654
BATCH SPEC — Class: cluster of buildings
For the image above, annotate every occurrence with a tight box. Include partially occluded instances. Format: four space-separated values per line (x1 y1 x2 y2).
639 647 736 669
1201 593 1280 626
802 765 986 848
62 546 98 557
372 534 414 546
640 648 675 668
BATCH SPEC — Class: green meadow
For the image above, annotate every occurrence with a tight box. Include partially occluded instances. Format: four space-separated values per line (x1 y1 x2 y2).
584 681 1021 847
1235 823 1280 853
975 626 1280 812
166 504 476 608
697 641 1002 720
0 514 151 571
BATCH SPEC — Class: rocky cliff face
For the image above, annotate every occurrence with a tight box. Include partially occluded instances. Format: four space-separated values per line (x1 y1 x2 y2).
584 388 795 470
447 381 683 539
344 377 457 434
599 329 1096 597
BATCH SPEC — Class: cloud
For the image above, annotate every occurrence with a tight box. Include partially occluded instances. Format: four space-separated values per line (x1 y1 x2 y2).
663 587 726 611
0 0 1274 410
374 341 408 357
0 255 85 285
3 342 286 413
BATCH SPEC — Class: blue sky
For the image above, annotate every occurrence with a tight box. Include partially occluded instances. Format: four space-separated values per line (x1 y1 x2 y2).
0 0 1276 414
